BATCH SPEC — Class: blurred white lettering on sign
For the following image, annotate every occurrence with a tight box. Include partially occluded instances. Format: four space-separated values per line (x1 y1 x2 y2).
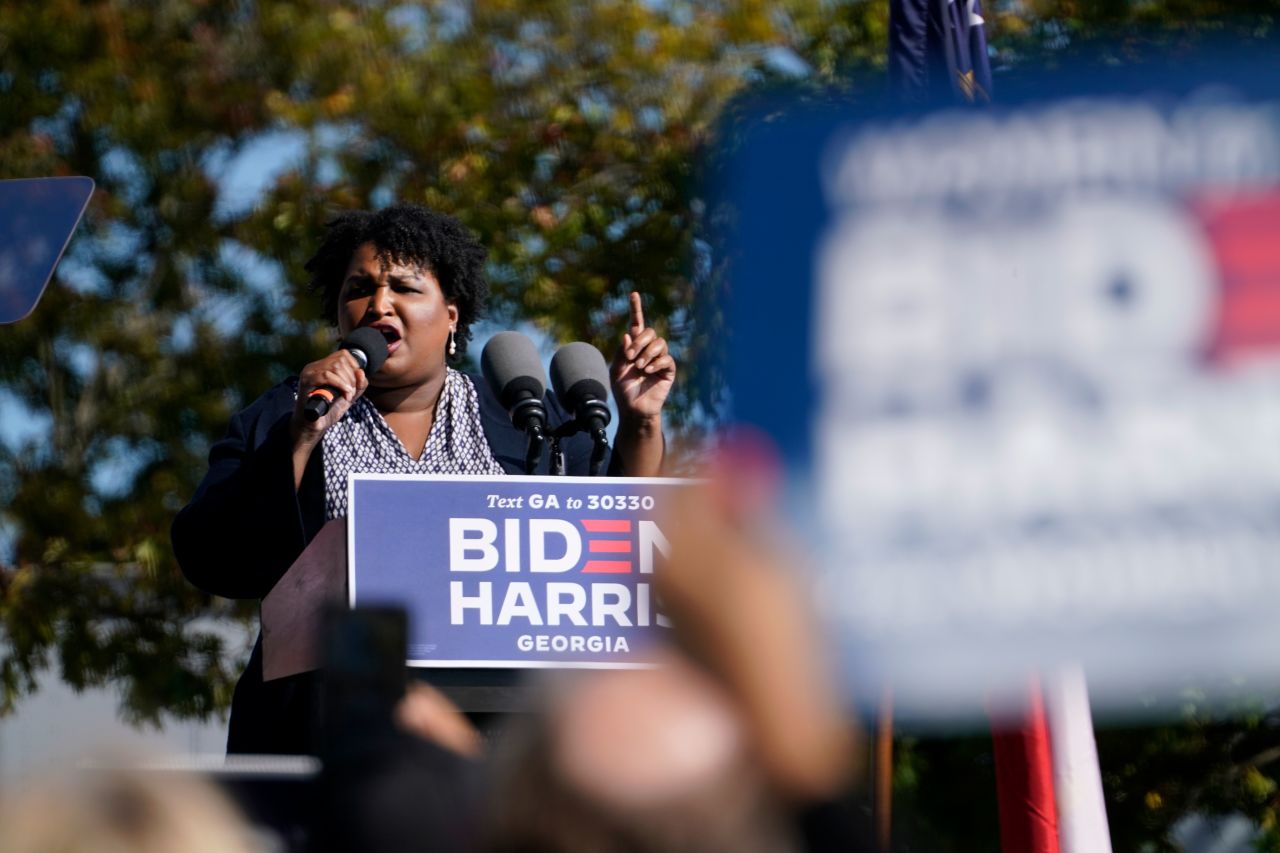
810 97 1280 714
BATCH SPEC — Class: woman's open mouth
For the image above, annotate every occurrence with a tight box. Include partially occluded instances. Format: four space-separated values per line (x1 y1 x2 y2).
370 324 402 355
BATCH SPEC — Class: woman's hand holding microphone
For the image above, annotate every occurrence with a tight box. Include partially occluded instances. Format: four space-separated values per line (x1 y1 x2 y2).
289 327 388 488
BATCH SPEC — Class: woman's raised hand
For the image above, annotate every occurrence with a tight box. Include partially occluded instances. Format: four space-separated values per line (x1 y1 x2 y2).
611 291 676 423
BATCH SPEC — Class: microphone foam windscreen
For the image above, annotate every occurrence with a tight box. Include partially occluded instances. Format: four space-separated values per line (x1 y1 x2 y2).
550 342 610 410
342 326 390 375
482 331 546 406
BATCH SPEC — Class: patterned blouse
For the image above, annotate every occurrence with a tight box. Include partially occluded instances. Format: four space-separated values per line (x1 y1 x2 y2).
320 367 505 519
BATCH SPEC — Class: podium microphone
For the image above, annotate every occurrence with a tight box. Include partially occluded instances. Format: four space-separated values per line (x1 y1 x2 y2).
303 326 389 422
550 342 612 476
482 331 549 474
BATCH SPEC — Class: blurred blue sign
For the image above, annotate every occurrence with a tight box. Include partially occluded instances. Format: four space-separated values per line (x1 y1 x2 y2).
720 58 1280 716
348 475 685 668
0 177 94 324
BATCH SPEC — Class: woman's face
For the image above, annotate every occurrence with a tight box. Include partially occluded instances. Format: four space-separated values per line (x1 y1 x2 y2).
336 241 457 388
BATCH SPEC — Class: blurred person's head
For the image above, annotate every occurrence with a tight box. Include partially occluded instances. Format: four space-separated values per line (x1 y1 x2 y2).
314 734 485 853
486 651 799 853
0 765 259 853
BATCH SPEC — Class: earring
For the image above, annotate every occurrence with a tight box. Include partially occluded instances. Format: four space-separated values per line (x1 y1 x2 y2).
448 329 457 357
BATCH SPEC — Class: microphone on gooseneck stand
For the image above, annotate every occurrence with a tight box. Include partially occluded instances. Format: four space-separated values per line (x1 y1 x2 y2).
303 326 390 422
550 342 613 477
481 331 549 474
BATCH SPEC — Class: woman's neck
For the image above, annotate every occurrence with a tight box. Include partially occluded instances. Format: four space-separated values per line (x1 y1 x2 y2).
365 369 449 416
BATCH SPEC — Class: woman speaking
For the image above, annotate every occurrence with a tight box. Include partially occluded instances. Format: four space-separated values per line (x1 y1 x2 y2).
172 204 675 754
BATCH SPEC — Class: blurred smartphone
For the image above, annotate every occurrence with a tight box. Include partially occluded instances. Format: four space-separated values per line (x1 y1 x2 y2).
320 606 408 748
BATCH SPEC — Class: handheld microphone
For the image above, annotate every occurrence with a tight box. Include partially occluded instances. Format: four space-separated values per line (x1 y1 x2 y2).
482 332 549 473
303 326 389 422
550 342 612 475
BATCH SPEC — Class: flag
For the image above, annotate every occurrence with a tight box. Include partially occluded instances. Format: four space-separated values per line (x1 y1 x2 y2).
991 680 1060 853
889 0 993 103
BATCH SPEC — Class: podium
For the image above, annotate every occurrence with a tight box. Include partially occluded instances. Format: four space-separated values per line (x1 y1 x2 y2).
261 519 527 712
261 475 685 711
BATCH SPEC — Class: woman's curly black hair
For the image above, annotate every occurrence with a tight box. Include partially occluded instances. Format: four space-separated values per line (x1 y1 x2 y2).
305 203 489 358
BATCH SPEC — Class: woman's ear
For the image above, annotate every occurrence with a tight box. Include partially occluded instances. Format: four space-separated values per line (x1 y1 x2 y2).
447 301 459 329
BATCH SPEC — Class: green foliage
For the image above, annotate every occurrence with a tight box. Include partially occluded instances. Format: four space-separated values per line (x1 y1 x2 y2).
990 0 1276 65
891 733 1003 852
0 0 888 727
0 0 297 724
1095 698 1280 852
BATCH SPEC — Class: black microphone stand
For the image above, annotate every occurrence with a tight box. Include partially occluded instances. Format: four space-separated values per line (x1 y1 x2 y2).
511 397 547 475
587 423 608 477
548 422 579 476
524 424 546 475
547 401 610 476
550 433 567 476
579 398 611 477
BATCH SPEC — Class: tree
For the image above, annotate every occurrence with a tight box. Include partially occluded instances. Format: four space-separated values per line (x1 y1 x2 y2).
0 0 295 721
0 0 894 725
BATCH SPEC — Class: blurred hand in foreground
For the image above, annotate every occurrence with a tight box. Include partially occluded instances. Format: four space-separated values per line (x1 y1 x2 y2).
657 431 862 803
395 682 484 759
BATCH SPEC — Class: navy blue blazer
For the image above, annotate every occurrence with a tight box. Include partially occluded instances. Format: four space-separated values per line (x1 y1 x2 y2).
172 374 610 754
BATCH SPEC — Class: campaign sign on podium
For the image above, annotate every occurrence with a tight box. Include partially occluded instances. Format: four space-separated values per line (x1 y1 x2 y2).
347 475 683 668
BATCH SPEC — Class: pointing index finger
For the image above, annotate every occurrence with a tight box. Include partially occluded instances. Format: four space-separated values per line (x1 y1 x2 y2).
628 291 646 334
